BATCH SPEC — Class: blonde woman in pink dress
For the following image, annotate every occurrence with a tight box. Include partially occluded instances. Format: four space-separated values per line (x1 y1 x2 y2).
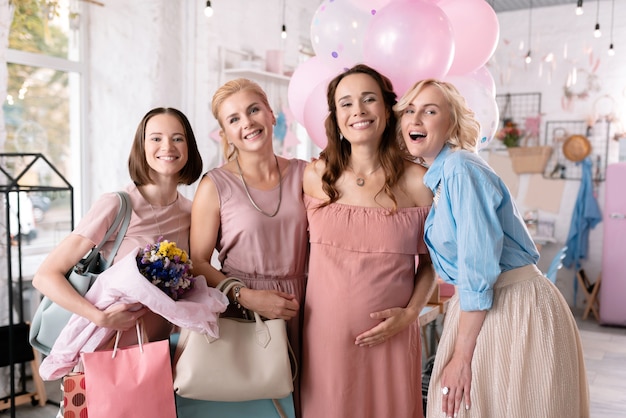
189 78 308 416
300 64 436 418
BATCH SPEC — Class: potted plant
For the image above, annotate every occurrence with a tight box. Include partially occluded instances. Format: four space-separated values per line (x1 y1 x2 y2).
496 120 522 148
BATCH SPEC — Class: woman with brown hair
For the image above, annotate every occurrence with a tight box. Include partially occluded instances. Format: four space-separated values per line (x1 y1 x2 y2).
300 64 436 418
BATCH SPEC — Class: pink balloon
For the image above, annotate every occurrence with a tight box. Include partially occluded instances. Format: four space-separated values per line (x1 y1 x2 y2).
363 0 454 97
443 75 499 148
310 0 373 65
303 78 331 149
439 0 499 76
288 56 348 126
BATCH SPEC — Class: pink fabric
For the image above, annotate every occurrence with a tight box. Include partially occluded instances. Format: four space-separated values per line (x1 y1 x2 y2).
301 195 430 418
206 158 309 413
40 249 228 381
206 159 308 356
73 183 192 262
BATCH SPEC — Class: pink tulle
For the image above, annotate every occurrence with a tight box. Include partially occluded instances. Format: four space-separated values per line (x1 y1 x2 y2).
39 248 228 381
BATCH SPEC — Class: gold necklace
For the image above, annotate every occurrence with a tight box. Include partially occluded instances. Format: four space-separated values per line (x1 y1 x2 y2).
348 164 381 187
235 155 282 217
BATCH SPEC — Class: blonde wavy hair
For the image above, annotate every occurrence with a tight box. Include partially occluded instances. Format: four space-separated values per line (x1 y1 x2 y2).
394 79 480 154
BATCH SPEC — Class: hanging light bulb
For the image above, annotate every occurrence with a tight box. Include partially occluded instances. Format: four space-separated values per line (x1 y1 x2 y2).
204 0 213 18
525 0 533 64
608 0 615 56
593 0 601 37
608 43 615 56
280 0 287 40
576 0 584 15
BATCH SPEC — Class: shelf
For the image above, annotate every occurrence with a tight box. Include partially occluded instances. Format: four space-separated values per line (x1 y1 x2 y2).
223 68 290 83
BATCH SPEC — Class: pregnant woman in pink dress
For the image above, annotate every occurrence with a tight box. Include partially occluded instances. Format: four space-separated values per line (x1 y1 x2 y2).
301 64 436 418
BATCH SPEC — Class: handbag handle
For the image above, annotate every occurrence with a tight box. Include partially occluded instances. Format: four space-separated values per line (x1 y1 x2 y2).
213 278 299 382
75 191 132 273
214 278 272 348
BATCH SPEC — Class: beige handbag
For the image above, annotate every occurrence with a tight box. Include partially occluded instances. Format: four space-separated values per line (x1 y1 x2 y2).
172 278 295 402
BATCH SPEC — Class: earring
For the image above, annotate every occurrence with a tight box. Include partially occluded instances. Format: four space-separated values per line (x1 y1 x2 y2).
339 132 344 141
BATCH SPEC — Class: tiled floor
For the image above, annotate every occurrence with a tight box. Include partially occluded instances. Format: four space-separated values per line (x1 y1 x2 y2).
4 309 626 417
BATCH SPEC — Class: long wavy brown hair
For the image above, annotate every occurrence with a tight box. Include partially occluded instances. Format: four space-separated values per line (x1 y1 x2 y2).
319 64 406 211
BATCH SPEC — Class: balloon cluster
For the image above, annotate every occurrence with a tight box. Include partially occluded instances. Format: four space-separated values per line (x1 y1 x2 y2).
288 0 500 149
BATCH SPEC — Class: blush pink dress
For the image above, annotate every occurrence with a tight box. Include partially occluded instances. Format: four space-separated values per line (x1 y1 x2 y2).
301 195 430 418
73 183 191 259
206 158 309 409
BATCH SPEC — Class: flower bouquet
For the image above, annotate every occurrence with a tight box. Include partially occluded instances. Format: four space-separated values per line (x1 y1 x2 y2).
136 239 194 301
41 244 230 380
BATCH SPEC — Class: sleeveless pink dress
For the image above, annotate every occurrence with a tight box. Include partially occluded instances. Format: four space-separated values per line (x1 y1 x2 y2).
206 158 309 387
301 195 430 418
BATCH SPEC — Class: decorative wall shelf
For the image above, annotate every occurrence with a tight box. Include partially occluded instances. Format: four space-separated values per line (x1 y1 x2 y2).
222 68 290 83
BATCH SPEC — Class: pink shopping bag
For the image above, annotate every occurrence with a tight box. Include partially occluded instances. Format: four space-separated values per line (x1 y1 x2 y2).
81 323 176 418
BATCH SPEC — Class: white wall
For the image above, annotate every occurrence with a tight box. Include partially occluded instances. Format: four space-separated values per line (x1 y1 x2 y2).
488 1 626 306
84 0 319 203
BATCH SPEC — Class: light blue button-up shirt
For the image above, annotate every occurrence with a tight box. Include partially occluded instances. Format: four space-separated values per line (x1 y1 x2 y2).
423 145 539 311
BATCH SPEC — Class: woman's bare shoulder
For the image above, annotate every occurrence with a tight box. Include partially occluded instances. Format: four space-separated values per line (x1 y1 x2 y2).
402 161 433 207
303 159 326 198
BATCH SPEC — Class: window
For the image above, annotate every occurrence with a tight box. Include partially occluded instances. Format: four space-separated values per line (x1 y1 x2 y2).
3 0 84 255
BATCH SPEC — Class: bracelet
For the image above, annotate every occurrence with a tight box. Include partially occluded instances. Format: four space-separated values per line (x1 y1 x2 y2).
233 285 244 309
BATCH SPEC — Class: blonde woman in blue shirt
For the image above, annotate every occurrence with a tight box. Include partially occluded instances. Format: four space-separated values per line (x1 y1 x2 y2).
395 79 589 418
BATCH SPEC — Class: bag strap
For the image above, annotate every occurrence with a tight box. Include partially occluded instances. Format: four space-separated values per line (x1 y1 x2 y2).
76 191 132 273
271 399 287 418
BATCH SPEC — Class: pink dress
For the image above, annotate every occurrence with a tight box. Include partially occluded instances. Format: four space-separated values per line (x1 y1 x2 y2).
301 195 430 418
72 183 193 345
73 183 191 259
206 158 309 393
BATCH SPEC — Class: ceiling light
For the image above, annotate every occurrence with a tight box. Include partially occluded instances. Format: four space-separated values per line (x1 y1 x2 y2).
525 0 533 64
608 0 615 56
593 0 601 37
576 0 584 15
204 0 213 18
280 0 287 40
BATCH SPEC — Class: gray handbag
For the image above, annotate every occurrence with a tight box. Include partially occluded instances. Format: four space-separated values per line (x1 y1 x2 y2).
29 191 132 355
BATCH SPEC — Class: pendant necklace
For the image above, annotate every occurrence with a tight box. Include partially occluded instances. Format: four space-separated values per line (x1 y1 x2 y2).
235 154 282 218
149 195 181 244
349 163 381 187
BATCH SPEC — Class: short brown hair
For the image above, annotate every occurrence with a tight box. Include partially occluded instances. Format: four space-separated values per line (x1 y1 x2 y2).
128 107 203 185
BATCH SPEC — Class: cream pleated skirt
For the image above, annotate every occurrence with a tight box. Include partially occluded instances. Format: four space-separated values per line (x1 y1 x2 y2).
426 265 590 418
